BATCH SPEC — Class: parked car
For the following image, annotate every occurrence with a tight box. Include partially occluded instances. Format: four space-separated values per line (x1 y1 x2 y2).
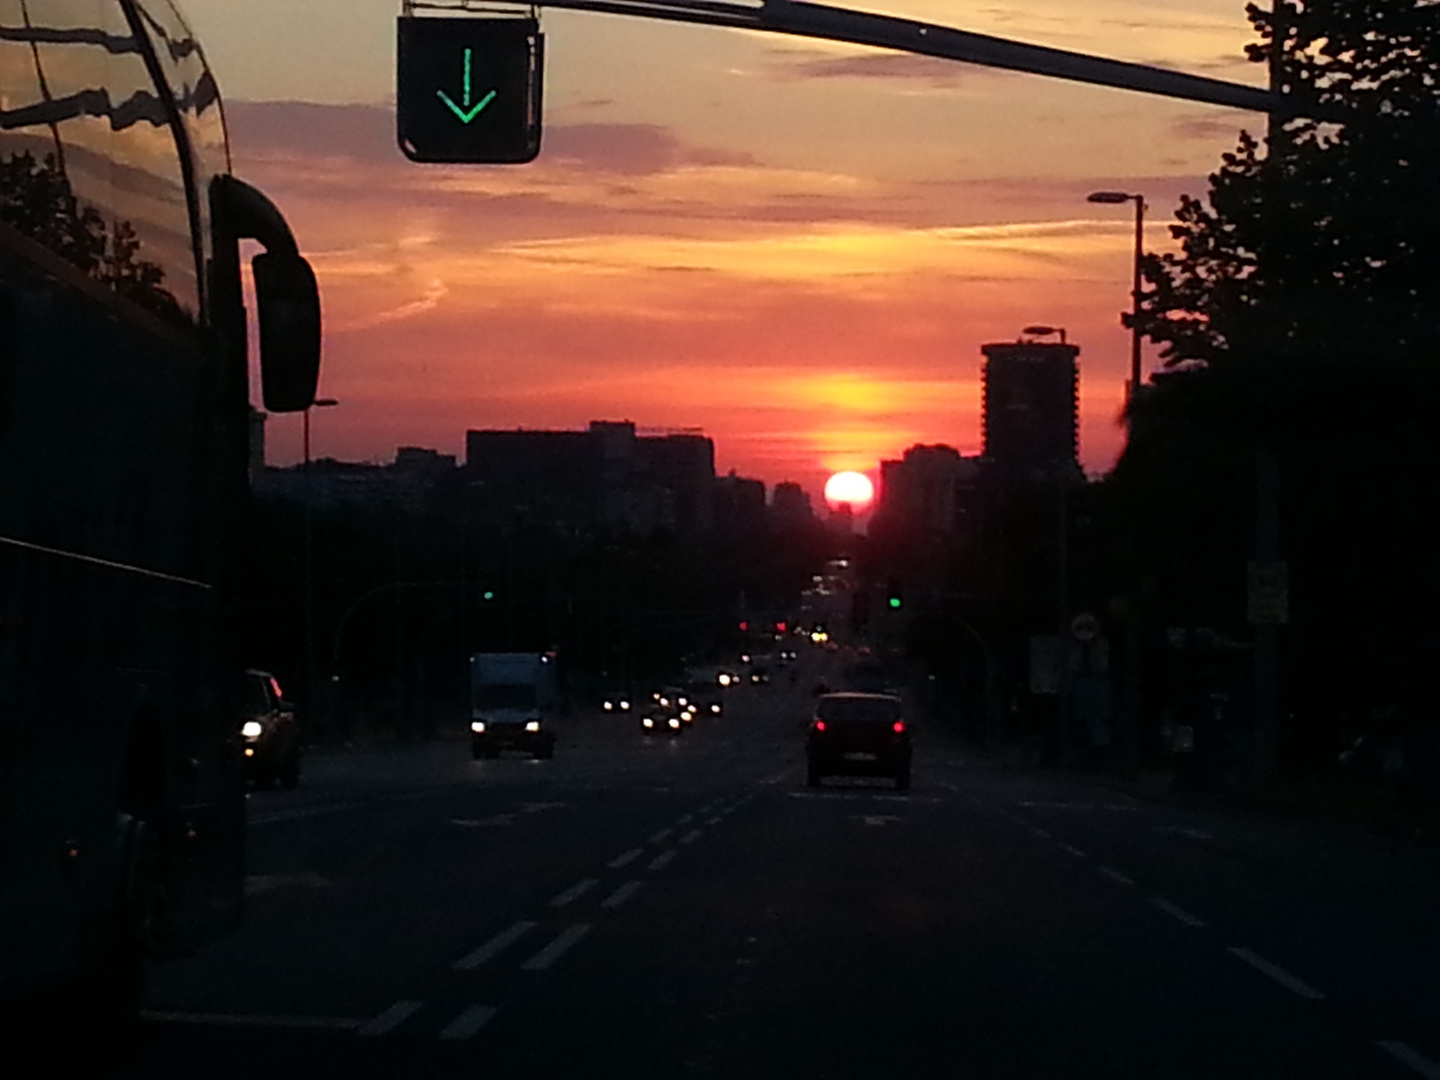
241 669 300 789
806 692 910 789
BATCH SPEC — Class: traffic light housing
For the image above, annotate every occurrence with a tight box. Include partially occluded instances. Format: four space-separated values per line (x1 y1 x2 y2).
397 16 543 164
886 576 903 610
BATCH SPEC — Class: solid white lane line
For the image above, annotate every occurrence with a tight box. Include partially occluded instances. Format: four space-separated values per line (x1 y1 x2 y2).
521 924 591 971
601 880 643 909
1151 897 1205 927
439 1005 498 1041
648 849 677 871
607 847 643 869
1378 1042 1440 1080
549 878 599 908
648 828 673 844
1228 947 1325 1000
358 1000 423 1037
141 1011 359 1031
454 921 537 971
680 829 703 844
1098 865 1135 886
1057 842 1087 858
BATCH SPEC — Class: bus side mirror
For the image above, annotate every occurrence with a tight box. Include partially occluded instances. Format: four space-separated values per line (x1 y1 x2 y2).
253 251 321 413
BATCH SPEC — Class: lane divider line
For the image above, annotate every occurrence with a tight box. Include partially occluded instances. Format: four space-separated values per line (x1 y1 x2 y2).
1098 865 1135 886
140 1011 360 1031
648 849 677 871
522 924 591 971
454 921 537 971
704 817 723 827
1227 946 1325 1000
1057 842 1088 859
677 813 695 825
680 829 703 845
359 1000 423 1037
549 878 599 908
439 1004 498 1042
1377 1041 1440 1080
601 881 643 909
607 847 643 869
648 828 673 844
1150 897 1205 927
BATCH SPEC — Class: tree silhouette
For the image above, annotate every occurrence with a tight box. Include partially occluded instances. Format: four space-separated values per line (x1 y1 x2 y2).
1 150 187 323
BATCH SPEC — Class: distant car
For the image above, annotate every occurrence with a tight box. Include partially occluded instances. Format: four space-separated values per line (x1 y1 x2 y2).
750 667 771 685
641 705 686 736
687 682 724 717
241 669 300 789
806 692 910 790
602 690 634 713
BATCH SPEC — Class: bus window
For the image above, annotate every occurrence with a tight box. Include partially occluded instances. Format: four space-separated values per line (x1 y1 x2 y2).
0 0 198 322
132 0 230 306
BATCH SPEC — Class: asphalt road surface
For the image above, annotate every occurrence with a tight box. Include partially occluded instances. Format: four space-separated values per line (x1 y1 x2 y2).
96 652 1440 1079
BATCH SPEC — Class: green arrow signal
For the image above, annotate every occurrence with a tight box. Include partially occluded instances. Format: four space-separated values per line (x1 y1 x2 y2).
437 48 497 124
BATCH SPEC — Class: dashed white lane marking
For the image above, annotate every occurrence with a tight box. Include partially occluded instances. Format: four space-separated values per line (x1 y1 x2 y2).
439 1005 498 1041
602 880 643 909
1151 897 1205 927
454 921 537 971
1227 947 1325 1000
608 847 643 869
704 816 723 826
141 1011 360 1031
1377 1041 1440 1079
248 803 361 826
1031 827 1052 840
648 828 673 844
648 849 678 871
677 813 695 825
679 829 703 844
549 878 598 908
1098 865 1135 886
358 1000 423 1037
521 924 592 971
1057 842 1087 858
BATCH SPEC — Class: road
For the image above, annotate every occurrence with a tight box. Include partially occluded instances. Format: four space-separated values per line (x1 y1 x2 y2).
101 653 1440 1079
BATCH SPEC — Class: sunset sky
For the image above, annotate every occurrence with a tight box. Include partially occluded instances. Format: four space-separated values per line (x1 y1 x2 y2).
183 0 1266 502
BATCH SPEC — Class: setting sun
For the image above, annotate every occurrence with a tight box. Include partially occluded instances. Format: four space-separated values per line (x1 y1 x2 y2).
824 470 875 509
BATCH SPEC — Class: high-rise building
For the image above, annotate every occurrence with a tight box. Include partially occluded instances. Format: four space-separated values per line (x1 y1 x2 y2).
771 481 814 527
981 338 1080 477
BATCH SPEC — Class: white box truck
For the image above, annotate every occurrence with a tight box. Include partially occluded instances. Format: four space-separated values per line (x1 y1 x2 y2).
469 653 559 759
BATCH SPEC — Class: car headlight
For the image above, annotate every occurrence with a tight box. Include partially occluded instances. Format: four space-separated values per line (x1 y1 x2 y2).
711 704 721 714
678 697 688 706
241 720 263 739
668 717 680 729
471 721 486 733
525 721 541 733
659 697 670 706
620 700 630 710
604 701 614 711
718 674 731 686
643 717 654 728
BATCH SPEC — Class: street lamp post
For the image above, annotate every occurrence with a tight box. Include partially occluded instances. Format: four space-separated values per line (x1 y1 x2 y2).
303 398 339 732
1087 191 1146 402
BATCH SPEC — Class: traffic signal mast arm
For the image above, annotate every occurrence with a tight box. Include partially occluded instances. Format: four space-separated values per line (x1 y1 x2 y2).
407 0 1342 121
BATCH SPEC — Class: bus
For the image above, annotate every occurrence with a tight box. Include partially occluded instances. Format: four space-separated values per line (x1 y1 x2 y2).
0 0 321 1027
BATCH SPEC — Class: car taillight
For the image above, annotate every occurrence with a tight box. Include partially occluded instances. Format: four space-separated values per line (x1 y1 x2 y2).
814 720 826 732
892 721 905 733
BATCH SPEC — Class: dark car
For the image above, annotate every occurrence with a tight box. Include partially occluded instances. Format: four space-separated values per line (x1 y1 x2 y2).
806 692 910 789
241 669 300 789
602 690 635 714
687 682 723 718
640 704 686 736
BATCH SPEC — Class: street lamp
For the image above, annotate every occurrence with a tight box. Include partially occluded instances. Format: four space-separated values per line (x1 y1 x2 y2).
1087 190 1146 402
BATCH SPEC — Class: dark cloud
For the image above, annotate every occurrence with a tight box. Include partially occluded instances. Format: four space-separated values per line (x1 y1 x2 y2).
225 102 755 177
766 51 975 87
226 100 401 163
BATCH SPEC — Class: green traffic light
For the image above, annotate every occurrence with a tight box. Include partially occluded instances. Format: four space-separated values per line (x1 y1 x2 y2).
483 590 496 601
889 597 902 609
